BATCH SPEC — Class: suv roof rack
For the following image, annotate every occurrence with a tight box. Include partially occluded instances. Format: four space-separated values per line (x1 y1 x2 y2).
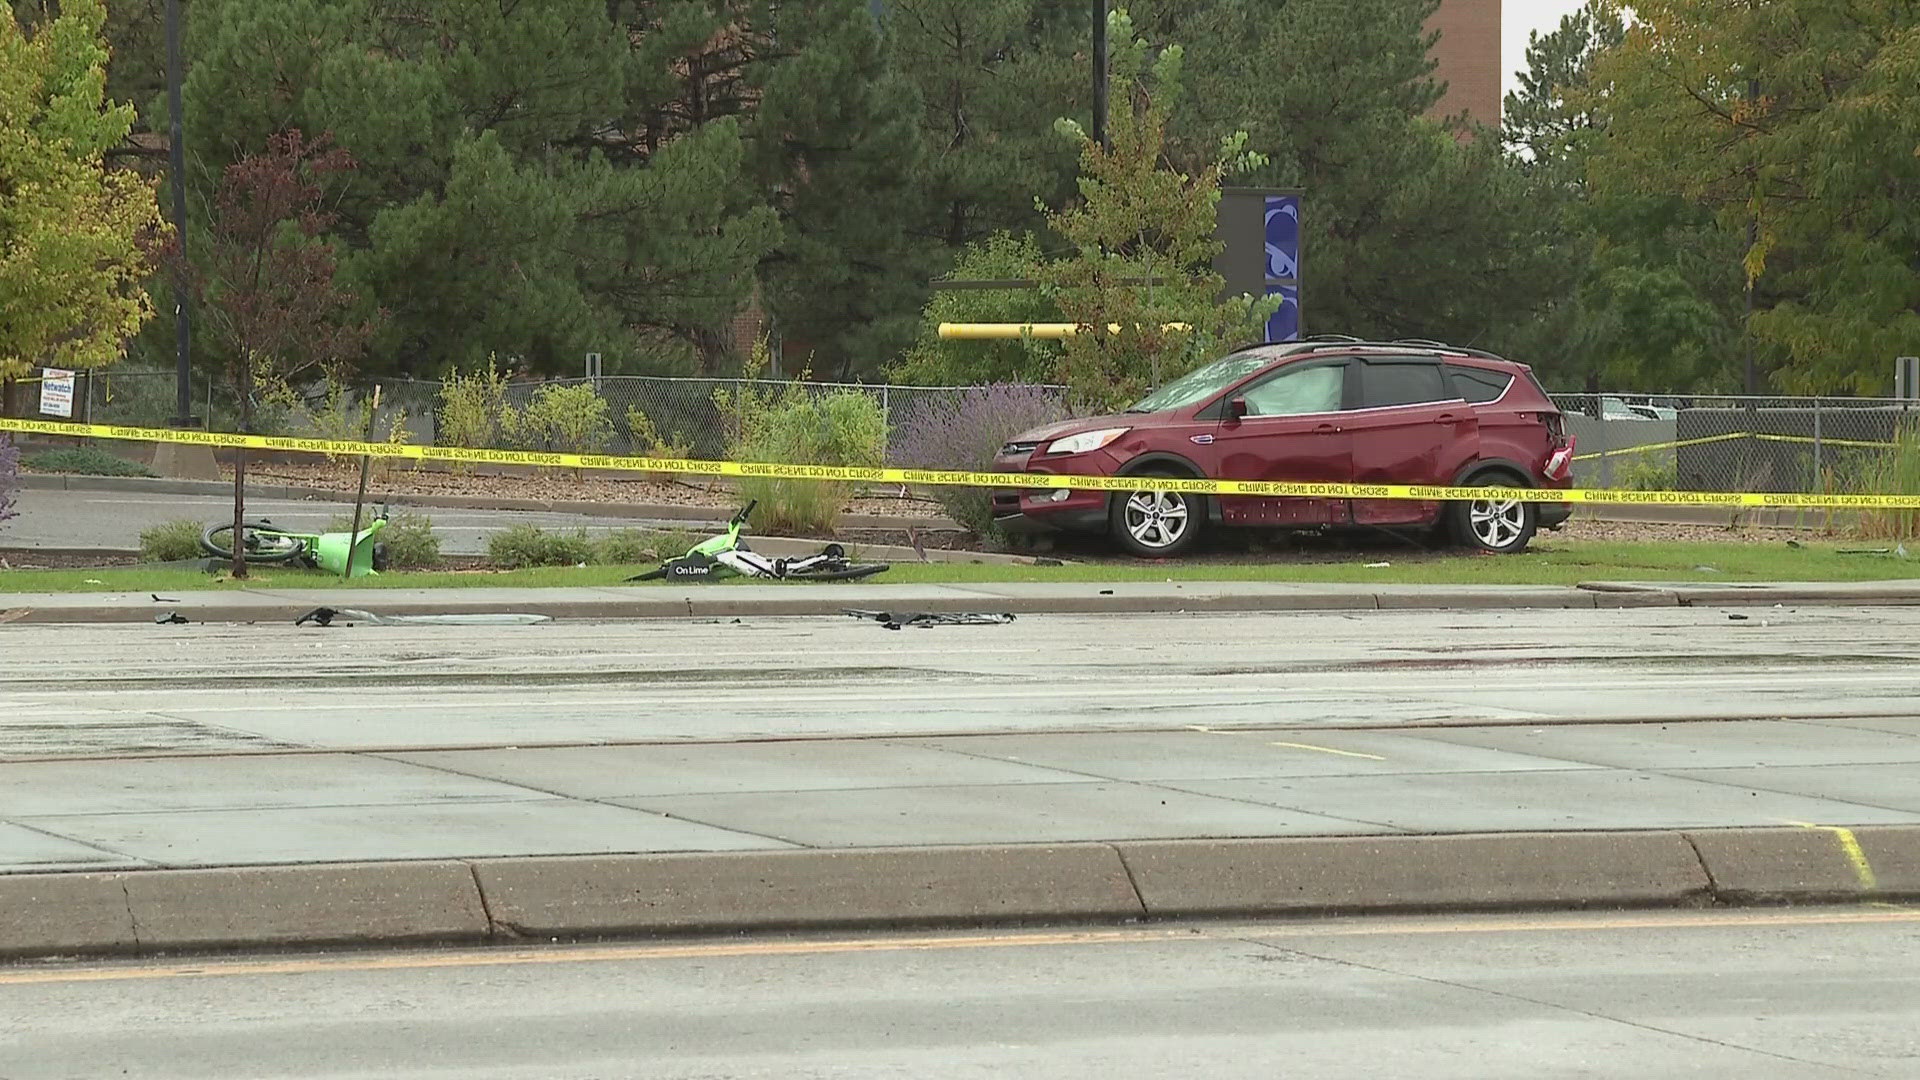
1391 337 1510 362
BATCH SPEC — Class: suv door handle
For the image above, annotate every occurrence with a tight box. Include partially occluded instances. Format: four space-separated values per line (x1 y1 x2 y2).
1315 423 1341 433
1434 413 1459 424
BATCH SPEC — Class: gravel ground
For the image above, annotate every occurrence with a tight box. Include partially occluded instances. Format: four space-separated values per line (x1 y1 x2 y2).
239 461 949 520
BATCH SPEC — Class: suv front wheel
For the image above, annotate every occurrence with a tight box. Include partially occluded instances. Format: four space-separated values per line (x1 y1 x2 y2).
1110 478 1205 558
1450 477 1537 554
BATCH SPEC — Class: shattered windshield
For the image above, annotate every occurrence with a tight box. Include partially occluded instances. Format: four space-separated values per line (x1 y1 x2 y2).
1127 351 1281 413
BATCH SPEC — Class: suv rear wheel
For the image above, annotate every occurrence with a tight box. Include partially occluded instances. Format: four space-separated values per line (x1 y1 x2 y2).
1110 476 1205 558
1450 475 1537 554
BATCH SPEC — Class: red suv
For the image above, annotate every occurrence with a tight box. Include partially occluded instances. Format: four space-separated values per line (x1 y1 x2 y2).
992 337 1574 556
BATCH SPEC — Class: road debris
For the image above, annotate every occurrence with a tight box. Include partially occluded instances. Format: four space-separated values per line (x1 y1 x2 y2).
842 609 1015 631
294 606 552 627
154 611 189 625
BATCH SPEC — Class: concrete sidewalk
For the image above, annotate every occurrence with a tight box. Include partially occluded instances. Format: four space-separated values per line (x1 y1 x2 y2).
7 605 1920 960
5 714 1919 957
6 578 1920 624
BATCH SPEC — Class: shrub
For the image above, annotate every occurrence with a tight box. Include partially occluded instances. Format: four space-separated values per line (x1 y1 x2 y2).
734 390 887 535
892 384 1071 536
591 527 698 565
1844 423 1920 540
438 359 513 454
511 383 614 454
259 377 414 474
625 405 693 460
326 510 441 569
1607 454 1678 492
0 434 16 527
20 446 155 477
487 524 594 568
139 519 205 561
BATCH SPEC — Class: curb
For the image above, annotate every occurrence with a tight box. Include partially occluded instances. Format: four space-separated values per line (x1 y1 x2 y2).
2 826 1913 959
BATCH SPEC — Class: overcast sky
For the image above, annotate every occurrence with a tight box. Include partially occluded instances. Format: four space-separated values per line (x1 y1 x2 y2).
1501 0 1593 106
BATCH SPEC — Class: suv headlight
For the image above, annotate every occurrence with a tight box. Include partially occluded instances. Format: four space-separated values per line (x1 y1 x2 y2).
1047 427 1130 455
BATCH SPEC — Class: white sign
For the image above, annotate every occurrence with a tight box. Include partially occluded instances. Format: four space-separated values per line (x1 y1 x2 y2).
38 368 74 418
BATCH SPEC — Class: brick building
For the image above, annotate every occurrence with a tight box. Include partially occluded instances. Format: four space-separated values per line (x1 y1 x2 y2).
1427 0 1502 128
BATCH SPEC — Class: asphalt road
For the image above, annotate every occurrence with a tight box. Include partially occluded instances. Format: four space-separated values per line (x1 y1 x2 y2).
4 608 1919 870
3 489 687 554
4 907 1917 1078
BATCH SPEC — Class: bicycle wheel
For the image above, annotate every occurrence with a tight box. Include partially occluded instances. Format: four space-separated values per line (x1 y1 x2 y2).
784 562 890 582
200 522 308 563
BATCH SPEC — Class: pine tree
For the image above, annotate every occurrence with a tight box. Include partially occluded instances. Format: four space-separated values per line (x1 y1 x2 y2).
747 0 931 378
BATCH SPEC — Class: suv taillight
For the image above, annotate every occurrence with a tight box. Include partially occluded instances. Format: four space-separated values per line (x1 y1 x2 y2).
1544 436 1575 481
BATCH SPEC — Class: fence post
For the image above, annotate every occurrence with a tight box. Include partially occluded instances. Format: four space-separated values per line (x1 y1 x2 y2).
1813 396 1823 489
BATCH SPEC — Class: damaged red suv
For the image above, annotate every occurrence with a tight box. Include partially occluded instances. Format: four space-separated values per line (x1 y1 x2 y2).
992 337 1574 556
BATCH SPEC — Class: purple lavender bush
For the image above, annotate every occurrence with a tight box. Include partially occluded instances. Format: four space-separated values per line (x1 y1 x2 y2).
0 434 17 528
892 384 1070 537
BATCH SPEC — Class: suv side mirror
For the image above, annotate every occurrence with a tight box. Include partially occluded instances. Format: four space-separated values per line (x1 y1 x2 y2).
1228 397 1250 420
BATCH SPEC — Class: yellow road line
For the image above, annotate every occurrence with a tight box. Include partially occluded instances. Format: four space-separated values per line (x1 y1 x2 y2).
1268 740 1386 760
3 909 1913 988
1788 820 1880 890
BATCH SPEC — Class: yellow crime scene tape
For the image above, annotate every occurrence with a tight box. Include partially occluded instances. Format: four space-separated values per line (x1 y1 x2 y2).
5 416 1920 510
1573 430 1896 462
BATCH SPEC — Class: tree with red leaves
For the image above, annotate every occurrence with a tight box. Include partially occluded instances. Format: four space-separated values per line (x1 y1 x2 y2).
193 129 380 578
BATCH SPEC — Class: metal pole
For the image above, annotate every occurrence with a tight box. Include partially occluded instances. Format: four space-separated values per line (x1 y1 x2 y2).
346 386 381 580
1091 0 1108 150
1812 396 1823 488
1743 76 1759 397
166 0 194 427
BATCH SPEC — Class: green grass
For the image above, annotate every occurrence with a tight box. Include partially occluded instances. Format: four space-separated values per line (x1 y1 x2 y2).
1 539 1914 594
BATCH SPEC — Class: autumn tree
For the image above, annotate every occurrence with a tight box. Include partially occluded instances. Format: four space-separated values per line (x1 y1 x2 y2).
192 130 377 578
0 0 165 404
1589 0 1920 392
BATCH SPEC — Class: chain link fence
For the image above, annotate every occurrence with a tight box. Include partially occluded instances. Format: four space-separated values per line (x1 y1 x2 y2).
57 372 1920 496
73 370 1068 465
1553 394 1920 495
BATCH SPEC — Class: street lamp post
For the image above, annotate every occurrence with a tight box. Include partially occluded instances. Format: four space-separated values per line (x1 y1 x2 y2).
166 0 194 427
1091 0 1108 149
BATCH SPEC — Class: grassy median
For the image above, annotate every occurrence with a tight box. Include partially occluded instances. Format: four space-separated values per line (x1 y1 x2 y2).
0 539 1914 593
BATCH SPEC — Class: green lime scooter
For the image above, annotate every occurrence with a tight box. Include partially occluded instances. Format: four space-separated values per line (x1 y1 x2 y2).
626 500 889 583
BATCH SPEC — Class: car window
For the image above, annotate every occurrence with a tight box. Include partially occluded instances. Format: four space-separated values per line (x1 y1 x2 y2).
1444 364 1512 404
1238 363 1344 417
1360 361 1450 408
1128 351 1281 413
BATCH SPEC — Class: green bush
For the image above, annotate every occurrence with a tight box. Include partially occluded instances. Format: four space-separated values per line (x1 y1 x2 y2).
139 519 205 561
591 527 698 565
487 524 594 568
510 383 614 454
625 405 693 460
437 359 513 454
326 510 441 569
719 345 886 536
1610 454 1678 492
1842 424 1920 540
21 447 156 477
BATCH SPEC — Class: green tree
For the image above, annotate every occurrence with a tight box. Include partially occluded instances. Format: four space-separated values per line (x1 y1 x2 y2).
887 0 1080 250
1500 0 1742 392
179 0 775 378
1590 0 1920 393
892 231 1063 385
747 0 931 378
1039 10 1273 410
0 0 165 389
